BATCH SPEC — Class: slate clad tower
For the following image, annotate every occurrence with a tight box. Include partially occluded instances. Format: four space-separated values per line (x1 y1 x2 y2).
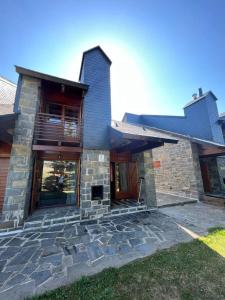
79 47 112 219
79 46 111 148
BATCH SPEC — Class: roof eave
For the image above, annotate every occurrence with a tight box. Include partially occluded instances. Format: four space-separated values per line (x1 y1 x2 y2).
15 66 88 91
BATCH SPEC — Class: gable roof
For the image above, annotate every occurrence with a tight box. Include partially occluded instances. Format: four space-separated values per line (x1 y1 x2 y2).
79 46 112 81
16 66 88 91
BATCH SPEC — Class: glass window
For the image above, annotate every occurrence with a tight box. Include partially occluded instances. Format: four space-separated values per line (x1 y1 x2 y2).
39 160 78 207
64 107 79 118
115 162 128 192
48 104 62 116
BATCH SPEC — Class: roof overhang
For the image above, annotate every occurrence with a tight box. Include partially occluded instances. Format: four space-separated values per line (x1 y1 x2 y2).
110 127 177 153
199 144 225 157
0 113 19 144
15 66 88 92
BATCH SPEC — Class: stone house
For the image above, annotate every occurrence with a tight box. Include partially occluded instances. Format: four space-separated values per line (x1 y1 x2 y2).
0 46 177 230
123 90 225 206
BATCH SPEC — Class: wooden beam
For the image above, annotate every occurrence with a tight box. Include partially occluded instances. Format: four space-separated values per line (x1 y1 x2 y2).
32 145 82 153
199 146 225 157
132 142 164 153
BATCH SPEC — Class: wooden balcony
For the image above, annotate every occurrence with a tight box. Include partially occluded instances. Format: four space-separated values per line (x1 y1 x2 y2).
33 113 82 145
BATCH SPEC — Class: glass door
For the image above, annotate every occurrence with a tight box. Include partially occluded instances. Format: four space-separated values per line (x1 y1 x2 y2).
38 160 78 207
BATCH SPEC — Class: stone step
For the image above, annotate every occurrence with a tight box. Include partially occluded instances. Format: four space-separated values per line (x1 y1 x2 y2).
23 214 81 231
0 206 150 235
105 205 148 217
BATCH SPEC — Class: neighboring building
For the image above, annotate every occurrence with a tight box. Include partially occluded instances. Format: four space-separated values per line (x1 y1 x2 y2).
0 46 176 229
123 89 225 205
0 76 16 115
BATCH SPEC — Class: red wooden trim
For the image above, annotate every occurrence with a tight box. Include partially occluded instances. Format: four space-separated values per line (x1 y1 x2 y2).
32 145 82 153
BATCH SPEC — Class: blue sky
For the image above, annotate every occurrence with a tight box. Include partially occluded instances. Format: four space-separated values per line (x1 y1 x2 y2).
1 0 225 119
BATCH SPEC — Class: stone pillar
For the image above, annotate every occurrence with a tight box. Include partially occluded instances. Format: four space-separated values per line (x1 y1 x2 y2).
2 76 40 225
80 150 110 219
134 151 156 207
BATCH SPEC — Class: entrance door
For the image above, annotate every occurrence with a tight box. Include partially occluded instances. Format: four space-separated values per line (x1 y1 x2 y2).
200 161 211 193
0 158 9 212
112 161 138 200
36 160 79 208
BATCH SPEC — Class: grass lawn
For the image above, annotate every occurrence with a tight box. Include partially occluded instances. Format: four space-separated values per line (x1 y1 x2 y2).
31 228 225 300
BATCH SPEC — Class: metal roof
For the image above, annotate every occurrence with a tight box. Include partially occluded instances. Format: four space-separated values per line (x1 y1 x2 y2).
121 120 225 148
111 121 177 153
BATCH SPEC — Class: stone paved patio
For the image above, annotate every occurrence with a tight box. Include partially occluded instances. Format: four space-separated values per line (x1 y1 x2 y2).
0 203 225 300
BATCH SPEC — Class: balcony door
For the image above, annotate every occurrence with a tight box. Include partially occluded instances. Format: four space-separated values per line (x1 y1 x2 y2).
47 103 80 142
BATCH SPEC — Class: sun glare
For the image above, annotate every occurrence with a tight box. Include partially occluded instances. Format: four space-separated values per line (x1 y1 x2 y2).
60 40 156 121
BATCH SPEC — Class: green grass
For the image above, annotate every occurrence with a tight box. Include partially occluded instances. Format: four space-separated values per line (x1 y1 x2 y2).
31 228 225 300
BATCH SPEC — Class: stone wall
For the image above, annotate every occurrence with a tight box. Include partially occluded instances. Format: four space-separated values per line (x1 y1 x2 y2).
152 136 204 202
80 149 110 219
2 76 40 225
133 151 157 207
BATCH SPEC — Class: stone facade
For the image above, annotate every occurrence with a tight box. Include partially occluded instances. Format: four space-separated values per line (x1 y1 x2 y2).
80 149 110 219
134 151 157 207
152 135 204 202
2 75 40 225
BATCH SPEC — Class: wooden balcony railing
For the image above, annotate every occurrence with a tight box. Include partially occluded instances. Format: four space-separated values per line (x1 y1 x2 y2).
34 113 82 144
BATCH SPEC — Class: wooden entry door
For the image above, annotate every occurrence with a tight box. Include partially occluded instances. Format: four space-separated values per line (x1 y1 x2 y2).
113 161 138 200
200 161 211 193
128 162 138 199
0 158 9 212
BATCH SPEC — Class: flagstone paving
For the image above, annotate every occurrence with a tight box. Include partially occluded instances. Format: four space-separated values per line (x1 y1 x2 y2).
0 203 225 300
